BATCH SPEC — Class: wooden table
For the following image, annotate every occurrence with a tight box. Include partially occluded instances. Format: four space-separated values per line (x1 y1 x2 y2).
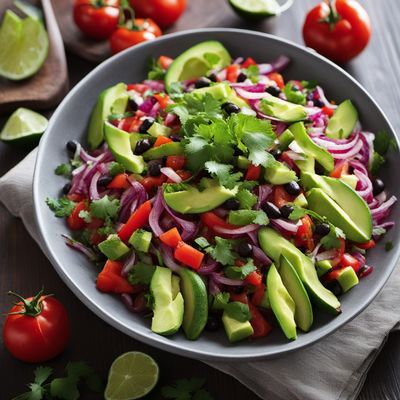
1 0 400 398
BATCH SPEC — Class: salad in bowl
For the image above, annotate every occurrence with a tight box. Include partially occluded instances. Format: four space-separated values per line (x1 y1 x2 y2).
46 41 396 343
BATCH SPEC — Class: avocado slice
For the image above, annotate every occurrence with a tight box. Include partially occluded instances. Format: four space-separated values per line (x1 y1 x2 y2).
193 83 249 109
301 172 372 242
142 142 184 160
222 312 254 343
259 227 341 314
264 161 298 185
164 179 238 214
88 83 129 149
278 255 313 332
340 174 358 190
267 263 297 340
98 234 130 260
104 122 145 173
128 229 152 253
295 155 315 174
259 94 307 122
150 267 184 336
325 100 358 139
148 122 172 138
289 122 334 173
337 267 359 292
316 260 333 277
179 268 208 340
278 129 294 150
293 193 308 208
165 41 231 91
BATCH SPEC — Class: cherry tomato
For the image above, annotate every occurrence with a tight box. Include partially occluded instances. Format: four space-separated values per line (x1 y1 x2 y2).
129 0 186 28
109 18 162 55
140 175 167 194
73 0 120 40
295 215 315 251
158 55 174 69
303 0 371 63
166 155 186 170
67 200 87 230
3 290 69 363
245 164 261 181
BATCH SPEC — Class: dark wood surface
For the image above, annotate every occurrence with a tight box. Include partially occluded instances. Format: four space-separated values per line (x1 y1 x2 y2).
0 0 68 114
1 0 400 398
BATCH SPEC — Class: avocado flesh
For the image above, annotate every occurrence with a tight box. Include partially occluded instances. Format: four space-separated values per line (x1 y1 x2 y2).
148 122 172 138
264 161 298 184
295 155 315 174
193 83 249 109
222 312 254 343
164 179 238 214
326 100 358 139
267 264 297 340
165 41 231 91
142 142 184 160
150 267 184 336
88 83 128 149
278 255 313 332
259 94 307 122
340 174 358 190
104 122 145 173
278 129 294 150
179 268 208 340
301 172 372 242
289 122 334 173
259 227 341 314
337 267 359 293
98 234 130 260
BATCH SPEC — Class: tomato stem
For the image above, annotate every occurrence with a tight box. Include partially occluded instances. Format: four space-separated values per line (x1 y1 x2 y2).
7 288 48 317
320 0 340 31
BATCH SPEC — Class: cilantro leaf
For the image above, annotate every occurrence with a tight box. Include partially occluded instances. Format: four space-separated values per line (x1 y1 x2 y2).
46 197 76 218
109 162 125 177
224 259 256 279
236 188 257 209
193 389 214 400
204 161 242 189
211 291 230 310
374 130 397 155
228 210 268 226
161 378 211 400
128 262 156 285
78 210 92 223
370 151 385 175
55 163 72 177
147 57 166 80
320 227 345 250
195 236 235 266
34 366 53 385
194 236 211 249
50 377 79 400
26 383 45 400
244 65 259 83
288 206 307 220
385 241 394 252
90 195 120 220
224 301 251 322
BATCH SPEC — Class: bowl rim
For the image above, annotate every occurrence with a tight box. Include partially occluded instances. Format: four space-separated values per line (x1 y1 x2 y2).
33 27 400 361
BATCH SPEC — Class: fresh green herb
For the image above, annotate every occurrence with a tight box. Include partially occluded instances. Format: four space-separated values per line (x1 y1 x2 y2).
204 161 242 189
194 236 211 249
320 227 345 250
374 130 397 155
164 183 190 194
78 210 92 223
284 83 306 105
228 209 269 226
46 197 76 218
90 195 120 220
128 262 156 285
301 80 318 89
55 163 72 177
244 65 259 83
161 378 213 400
236 188 257 209
370 151 386 175
168 82 184 97
224 259 256 280
385 241 394 252
109 162 125 177
211 291 230 310
148 57 166 80
224 301 251 322
195 236 236 266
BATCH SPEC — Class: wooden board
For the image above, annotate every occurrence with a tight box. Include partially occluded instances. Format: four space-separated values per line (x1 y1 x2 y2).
0 0 68 114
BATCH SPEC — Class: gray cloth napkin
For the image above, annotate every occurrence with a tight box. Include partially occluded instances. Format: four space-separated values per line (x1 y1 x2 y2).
1 148 400 400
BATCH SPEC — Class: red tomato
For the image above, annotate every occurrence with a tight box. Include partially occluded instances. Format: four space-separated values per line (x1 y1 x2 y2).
251 283 266 306
67 201 87 230
340 253 361 273
153 93 171 110
322 106 335 117
267 72 285 89
160 227 182 247
248 302 272 339
273 185 294 208
73 0 119 40
296 215 315 251
166 155 186 170
201 212 237 231
107 173 130 189
245 271 263 287
109 18 162 55
97 260 136 293
158 55 174 69
303 0 371 63
167 169 191 182
330 238 346 267
153 136 172 147
140 175 167 193
129 0 186 28
226 64 240 82
245 164 261 181
3 290 69 363
356 239 376 250
330 160 349 178
242 57 257 68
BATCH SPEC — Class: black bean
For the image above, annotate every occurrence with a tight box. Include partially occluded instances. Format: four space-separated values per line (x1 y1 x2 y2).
313 99 324 108
138 118 154 133
66 141 77 154
233 146 244 156
238 242 253 258
208 73 218 82
128 98 138 111
62 183 71 194
205 315 221 331
270 148 281 159
280 204 294 219
148 160 162 177
161 156 168 166
315 161 326 175
265 86 281 97
134 138 152 155
315 223 330 236
98 176 113 187
169 134 183 142
262 202 281 219
223 198 240 210
284 181 301 196
194 77 211 89
237 72 247 83
372 178 385 196
325 280 343 296
222 102 241 115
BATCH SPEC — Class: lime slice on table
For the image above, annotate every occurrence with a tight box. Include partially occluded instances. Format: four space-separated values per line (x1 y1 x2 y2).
0 108 48 145
105 352 159 400
229 0 282 19
0 10 48 80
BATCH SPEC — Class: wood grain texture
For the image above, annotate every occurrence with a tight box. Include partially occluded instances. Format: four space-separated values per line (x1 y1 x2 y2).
0 0 68 114
1 0 400 398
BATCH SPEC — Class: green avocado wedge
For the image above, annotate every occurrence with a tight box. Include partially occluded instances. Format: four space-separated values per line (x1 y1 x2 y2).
259 227 341 314
104 121 145 173
278 255 313 332
222 312 254 343
142 142 184 160
165 41 231 92
267 264 297 340
325 100 358 139
179 268 208 340
193 83 249 109
88 83 129 149
301 172 372 242
259 94 307 122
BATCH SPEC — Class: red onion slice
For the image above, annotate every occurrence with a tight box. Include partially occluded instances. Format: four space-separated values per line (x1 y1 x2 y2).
160 244 182 273
211 273 245 286
252 245 272 266
121 250 136 277
213 224 259 236
315 249 337 262
89 171 101 200
161 167 182 183
271 219 299 234
62 235 98 261
148 188 165 237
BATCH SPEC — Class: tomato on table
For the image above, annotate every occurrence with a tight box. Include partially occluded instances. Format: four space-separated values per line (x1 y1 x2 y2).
303 0 371 63
73 0 120 40
67 200 87 230
3 289 69 363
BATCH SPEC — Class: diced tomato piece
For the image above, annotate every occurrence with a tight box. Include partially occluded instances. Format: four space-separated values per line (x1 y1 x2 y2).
67 201 87 231
140 175 167 193
330 238 346 267
322 106 334 117
248 302 272 339
127 83 149 93
159 227 182 248
118 200 152 242
330 161 349 178
158 55 173 69
340 253 361 273
267 72 284 89
295 215 315 251
153 93 171 110
230 292 248 304
154 136 172 147
174 241 204 270
251 283 266 306
107 173 130 190
166 155 186 170
279 151 300 173
242 57 257 68
89 230 107 246
245 164 261 181
273 185 295 208
96 260 135 294
245 271 263 287
226 64 240 82
67 193 84 202
355 239 376 250
118 116 137 132
201 212 237 231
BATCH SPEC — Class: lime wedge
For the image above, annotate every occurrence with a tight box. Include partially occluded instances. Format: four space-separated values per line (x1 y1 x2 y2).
0 10 49 80
104 352 159 400
0 108 48 144
229 0 281 19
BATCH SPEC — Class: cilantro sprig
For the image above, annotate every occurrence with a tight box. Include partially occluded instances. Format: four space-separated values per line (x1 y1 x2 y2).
161 378 213 400
195 236 236 266
46 197 76 218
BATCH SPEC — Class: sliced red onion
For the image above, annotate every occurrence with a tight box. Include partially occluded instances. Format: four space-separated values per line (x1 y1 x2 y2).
376 191 387 204
89 171 102 200
271 219 299 234
252 245 272 266
121 250 136 277
213 207 229 218
165 112 177 126
211 273 245 286
72 163 86 176
315 86 337 109
160 214 175 231
148 188 165 237
62 235 98 261
213 224 259 236
353 169 373 202
160 244 182 273
351 252 366 268
208 278 220 296
273 121 288 136
230 83 266 93
119 182 147 222
139 97 157 113
234 88 270 100
121 293 148 313
315 249 337 262
198 260 219 275
256 184 272 210
258 55 290 74
160 167 182 183
330 139 364 160
247 230 258 245
312 133 359 151
373 221 395 235
309 242 322 261
148 102 160 118
371 196 397 222
143 79 165 92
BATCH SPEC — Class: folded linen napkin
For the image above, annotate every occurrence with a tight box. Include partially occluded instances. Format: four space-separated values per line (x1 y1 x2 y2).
1 149 399 400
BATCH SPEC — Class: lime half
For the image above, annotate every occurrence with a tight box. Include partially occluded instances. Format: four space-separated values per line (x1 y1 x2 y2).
0 108 48 144
0 10 49 80
104 352 159 400
229 0 282 19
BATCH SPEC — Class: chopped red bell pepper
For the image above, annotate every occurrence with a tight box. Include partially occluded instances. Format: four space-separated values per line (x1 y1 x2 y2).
154 136 172 147
96 260 135 294
242 57 257 68
273 185 295 208
245 271 263 287
140 175 167 193
118 200 152 242
251 283 266 306
174 241 204 270
158 55 173 69
153 93 171 110
355 239 376 250
330 161 349 178
126 83 149 93
295 215 315 251
166 155 186 170
267 72 285 89
245 164 261 181
67 201 87 231
340 253 361 273
322 106 335 117
159 227 182 248
226 64 240 82
201 212 237 231
107 173 130 190
248 302 272 339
